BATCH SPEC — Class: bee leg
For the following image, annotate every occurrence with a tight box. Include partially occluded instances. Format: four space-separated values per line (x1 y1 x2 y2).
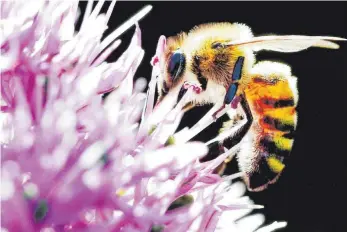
211 93 242 121
213 145 238 175
211 105 228 121
214 159 228 175
182 81 202 94
222 96 253 149
230 95 242 109
212 56 245 121
176 81 202 105
211 90 243 120
204 140 228 175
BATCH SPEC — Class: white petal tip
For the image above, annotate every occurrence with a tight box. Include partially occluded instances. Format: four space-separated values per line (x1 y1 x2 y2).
136 5 153 22
256 221 288 232
252 204 264 209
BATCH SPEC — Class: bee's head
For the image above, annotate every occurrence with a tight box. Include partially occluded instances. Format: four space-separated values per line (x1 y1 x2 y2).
155 22 255 108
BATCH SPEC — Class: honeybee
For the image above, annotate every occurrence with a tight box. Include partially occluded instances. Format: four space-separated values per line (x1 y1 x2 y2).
151 22 346 191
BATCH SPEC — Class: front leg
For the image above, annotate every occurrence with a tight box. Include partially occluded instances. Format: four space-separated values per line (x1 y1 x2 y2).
211 96 242 120
155 80 202 121
176 81 203 105
212 56 245 121
207 95 252 147
183 81 202 94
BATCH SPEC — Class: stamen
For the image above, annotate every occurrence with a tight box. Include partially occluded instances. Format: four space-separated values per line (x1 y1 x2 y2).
255 221 288 232
144 84 182 127
141 66 159 120
139 35 167 131
174 103 231 144
105 0 117 24
81 0 94 30
203 146 239 173
223 172 244 182
219 203 264 211
158 87 192 126
145 87 193 147
248 204 264 209
99 5 152 51
138 68 160 137
205 118 246 146
89 0 106 22
92 39 121 66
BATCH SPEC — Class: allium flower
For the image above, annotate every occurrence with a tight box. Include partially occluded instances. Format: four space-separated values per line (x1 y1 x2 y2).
1 0 287 231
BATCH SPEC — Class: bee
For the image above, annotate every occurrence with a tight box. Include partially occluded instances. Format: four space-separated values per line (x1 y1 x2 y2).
151 22 346 191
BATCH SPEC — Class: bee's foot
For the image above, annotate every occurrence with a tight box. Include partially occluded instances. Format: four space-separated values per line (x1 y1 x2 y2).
183 81 202 94
212 105 227 121
231 96 241 109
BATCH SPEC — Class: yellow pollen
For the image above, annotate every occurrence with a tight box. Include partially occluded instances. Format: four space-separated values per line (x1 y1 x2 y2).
116 188 127 196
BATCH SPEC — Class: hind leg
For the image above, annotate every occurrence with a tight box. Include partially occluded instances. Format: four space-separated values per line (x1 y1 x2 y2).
210 95 254 175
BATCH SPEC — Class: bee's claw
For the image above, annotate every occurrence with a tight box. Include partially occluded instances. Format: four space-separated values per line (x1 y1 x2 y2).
211 98 241 121
212 105 227 121
182 81 202 94
231 95 241 109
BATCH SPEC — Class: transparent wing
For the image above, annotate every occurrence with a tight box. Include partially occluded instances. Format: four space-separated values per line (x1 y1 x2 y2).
225 35 347 53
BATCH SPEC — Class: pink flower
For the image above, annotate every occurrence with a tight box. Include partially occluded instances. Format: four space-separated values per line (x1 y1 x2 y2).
1 0 287 231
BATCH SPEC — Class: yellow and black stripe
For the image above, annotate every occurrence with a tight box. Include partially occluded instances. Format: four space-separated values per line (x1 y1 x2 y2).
242 64 298 190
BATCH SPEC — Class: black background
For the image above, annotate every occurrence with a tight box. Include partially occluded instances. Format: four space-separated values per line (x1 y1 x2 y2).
79 1 347 231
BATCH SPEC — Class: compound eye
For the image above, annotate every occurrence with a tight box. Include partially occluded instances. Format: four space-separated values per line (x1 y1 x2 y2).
211 42 225 49
168 50 186 81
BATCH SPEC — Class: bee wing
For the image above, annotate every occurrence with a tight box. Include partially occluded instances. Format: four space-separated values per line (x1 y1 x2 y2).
226 35 347 53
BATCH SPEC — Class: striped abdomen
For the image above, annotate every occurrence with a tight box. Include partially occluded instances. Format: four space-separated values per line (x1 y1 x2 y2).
240 61 298 191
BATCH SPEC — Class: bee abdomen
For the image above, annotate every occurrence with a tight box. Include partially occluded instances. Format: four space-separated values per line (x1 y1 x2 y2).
242 61 298 191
